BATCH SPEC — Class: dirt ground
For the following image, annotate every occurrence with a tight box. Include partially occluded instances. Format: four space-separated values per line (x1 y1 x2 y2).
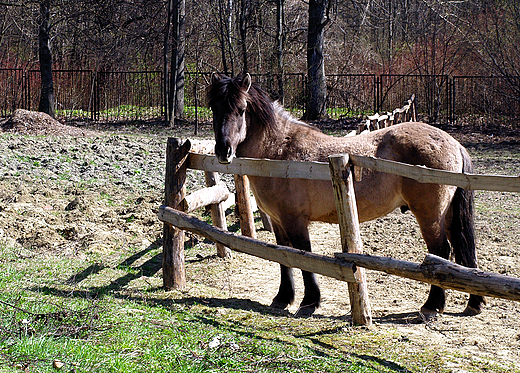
1 111 519 369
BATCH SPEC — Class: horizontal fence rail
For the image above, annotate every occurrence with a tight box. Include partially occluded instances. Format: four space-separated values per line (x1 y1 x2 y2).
158 205 357 283
336 252 520 302
1 69 519 122
188 151 520 193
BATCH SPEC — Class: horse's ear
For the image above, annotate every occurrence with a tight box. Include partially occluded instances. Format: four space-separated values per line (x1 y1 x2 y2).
242 73 252 92
211 72 221 85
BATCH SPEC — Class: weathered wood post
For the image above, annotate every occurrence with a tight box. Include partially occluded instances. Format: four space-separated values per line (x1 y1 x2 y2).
205 171 232 258
329 154 372 326
163 137 190 290
234 174 256 238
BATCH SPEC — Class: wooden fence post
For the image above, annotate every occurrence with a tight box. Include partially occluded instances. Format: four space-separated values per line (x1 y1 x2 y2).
234 174 256 238
329 154 372 326
163 137 190 290
205 171 232 258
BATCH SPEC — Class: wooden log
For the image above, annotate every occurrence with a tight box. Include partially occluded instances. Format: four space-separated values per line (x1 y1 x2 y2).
205 171 231 258
181 182 230 213
163 138 190 290
189 152 519 193
188 153 331 181
329 154 372 326
335 253 520 302
157 206 357 283
349 154 520 193
234 174 256 238
189 139 215 154
408 94 417 122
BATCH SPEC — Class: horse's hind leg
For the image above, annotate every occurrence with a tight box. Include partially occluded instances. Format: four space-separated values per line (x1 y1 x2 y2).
412 209 452 319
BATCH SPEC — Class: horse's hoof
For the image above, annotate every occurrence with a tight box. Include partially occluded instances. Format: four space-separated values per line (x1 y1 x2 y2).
270 299 290 310
463 305 483 316
294 303 318 318
419 307 440 322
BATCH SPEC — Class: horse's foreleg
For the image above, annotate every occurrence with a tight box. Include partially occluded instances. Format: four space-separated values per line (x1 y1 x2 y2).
283 219 320 317
271 224 295 310
271 219 320 317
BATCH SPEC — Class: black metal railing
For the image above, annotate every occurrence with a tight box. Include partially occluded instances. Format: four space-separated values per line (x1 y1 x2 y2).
1 68 519 122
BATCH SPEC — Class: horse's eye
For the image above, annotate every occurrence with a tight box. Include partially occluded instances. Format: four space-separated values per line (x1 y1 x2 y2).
238 108 245 116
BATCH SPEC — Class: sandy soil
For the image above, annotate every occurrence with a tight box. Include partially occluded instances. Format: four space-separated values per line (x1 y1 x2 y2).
1 111 519 369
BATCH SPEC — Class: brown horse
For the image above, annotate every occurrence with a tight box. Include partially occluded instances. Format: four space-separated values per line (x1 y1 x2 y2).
207 72 485 318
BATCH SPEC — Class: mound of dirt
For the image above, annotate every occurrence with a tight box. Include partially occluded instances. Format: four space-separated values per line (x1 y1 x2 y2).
1 109 98 137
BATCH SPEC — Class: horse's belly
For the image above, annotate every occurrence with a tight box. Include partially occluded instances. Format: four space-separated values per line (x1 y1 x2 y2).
249 176 403 226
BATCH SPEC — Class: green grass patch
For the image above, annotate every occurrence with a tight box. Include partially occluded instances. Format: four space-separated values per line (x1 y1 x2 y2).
1 239 513 373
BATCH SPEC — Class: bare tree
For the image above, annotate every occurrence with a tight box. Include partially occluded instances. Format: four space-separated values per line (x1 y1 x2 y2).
306 0 331 120
164 0 186 126
276 0 285 103
38 0 55 117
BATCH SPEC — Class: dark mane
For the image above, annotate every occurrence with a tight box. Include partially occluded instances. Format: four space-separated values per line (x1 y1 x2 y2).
207 74 277 132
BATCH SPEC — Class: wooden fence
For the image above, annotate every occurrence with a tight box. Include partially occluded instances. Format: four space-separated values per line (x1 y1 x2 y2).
357 94 417 133
157 135 520 326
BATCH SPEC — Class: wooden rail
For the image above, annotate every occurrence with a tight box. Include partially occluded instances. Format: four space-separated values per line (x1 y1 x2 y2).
336 253 520 301
359 94 417 133
188 152 520 193
159 206 357 283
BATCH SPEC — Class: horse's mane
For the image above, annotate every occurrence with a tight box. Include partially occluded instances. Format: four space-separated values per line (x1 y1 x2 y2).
207 74 277 132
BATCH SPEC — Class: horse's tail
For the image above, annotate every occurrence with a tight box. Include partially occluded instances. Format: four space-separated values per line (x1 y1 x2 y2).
450 147 477 269
450 147 486 314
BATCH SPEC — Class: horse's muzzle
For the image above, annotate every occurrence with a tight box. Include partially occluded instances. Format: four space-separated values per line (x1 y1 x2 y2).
215 143 234 164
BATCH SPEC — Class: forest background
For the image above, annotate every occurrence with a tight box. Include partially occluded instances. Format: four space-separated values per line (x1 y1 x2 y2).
1 0 519 123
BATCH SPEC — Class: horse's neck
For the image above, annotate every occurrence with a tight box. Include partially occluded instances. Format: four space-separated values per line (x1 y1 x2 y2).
237 110 315 160
236 116 275 159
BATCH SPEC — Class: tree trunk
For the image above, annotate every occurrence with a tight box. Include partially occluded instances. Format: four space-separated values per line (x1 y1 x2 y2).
169 0 185 126
276 0 285 104
163 0 171 124
306 0 328 120
38 0 55 118
165 0 185 127
239 0 249 72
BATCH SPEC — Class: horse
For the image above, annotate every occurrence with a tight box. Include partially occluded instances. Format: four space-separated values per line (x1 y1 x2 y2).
207 72 485 319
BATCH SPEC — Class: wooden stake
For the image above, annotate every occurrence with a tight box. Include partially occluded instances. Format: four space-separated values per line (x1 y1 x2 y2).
163 137 190 290
205 171 232 258
234 174 256 238
329 154 372 326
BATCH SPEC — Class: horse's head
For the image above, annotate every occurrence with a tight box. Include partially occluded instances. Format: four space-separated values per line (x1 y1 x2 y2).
207 72 252 164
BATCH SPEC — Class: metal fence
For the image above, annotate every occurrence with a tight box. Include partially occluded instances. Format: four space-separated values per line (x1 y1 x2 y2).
0 69 25 117
379 74 450 122
1 68 519 122
27 69 95 119
452 76 520 117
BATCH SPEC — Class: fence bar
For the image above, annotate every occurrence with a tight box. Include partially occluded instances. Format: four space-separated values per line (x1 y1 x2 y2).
158 205 357 283
204 171 232 258
349 154 520 193
336 253 520 302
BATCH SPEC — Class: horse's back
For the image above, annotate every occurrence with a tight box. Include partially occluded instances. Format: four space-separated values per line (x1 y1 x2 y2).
250 121 466 226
